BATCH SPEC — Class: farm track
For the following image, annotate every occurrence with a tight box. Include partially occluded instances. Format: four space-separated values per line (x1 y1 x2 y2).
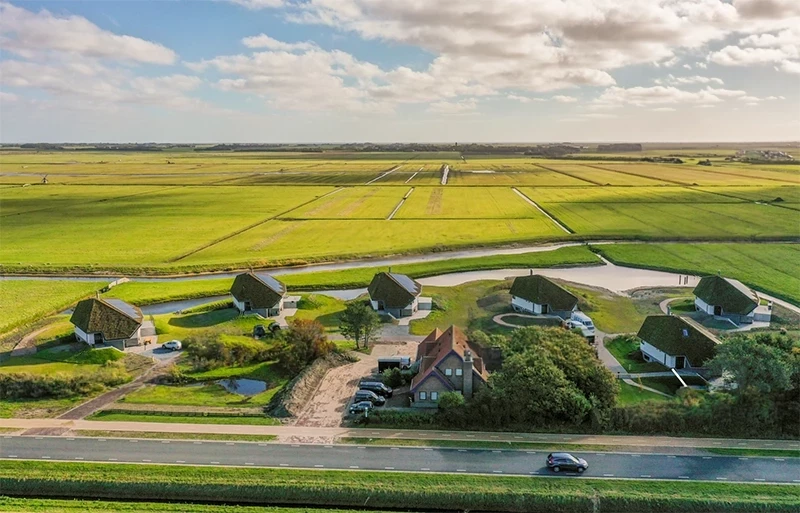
511 188 573 234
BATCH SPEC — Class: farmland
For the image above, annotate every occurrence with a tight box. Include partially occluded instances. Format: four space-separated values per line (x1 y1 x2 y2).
0 150 798 276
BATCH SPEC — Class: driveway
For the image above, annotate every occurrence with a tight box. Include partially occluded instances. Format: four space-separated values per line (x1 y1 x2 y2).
289 341 418 437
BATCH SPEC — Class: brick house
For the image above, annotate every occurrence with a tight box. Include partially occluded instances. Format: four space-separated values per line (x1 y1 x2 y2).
409 325 489 408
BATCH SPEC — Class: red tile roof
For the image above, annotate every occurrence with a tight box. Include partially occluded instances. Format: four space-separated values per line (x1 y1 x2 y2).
410 325 489 392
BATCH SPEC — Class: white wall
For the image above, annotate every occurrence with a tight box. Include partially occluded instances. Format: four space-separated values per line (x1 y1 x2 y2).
74 326 91 345
695 297 714 314
232 295 245 312
370 299 380 311
640 341 676 368
511 296 540 314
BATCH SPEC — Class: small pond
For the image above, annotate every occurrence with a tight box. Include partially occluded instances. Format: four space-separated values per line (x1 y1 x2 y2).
216 378 268 396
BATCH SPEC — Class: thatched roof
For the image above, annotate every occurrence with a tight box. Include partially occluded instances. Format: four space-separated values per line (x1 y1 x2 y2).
693 275 758 316
70 298 142 341
368 272 421 309
230 272 286 309
509 274 578 311
637 315 720 367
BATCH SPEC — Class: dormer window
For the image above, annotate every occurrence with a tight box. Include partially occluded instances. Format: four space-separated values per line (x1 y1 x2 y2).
682 329 689 338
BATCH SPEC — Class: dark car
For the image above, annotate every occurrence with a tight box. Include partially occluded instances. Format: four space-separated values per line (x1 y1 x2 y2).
349 400 374 415
359 381 393 398
355 389 386 406
253 325 267 338
546 453 588 473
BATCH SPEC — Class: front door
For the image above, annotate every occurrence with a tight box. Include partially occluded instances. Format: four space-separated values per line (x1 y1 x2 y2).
244 301 252 312
541 304 549 314
675 356 686 369
713 305 722 316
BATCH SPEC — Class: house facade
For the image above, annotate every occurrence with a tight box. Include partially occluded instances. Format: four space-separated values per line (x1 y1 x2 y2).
70 298 155 351
410 326 489 408
693 275 765 325
368 271 431 318
230 272 295 318
638 315 720 370
509 273 578 319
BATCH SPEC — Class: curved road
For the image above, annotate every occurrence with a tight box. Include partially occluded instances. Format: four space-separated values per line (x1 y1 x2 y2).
1 436 798 484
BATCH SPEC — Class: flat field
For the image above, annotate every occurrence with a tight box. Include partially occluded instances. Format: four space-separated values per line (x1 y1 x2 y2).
1 151 799 275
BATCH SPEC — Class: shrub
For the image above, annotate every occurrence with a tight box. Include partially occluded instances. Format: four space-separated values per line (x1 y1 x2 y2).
0 366 130 399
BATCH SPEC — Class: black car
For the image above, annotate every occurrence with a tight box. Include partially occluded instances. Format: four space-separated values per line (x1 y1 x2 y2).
349 401 374 415
355 389 386 406
253 325 267 338
546 453 588 473
359 381 393 398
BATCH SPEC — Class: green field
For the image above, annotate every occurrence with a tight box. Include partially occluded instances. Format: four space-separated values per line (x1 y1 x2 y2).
595 243 800 305
2 151 798 275
1 461 797 513
0 346 124 376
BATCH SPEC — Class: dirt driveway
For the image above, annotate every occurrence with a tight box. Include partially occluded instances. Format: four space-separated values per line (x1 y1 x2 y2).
287 341 417 439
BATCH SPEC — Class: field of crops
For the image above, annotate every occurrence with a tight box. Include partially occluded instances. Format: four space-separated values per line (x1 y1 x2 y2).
1 150 799 274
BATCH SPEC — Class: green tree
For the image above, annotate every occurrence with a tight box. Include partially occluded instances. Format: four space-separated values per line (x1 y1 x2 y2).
709 334 792 395
279 319 333 373
339 301 381 349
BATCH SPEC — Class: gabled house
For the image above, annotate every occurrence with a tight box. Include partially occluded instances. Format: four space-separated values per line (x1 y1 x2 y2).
637 315 720 370
693 275 763 325
368 271 431 318
230 272 297 318
509 273 578 319
410 325 489 407
70 298 155 351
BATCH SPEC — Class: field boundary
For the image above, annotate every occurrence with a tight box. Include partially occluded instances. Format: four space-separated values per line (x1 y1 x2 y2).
387 187 414 220
531 163 601 185
511 188 573 234
584 164 683 186
168 188 344 263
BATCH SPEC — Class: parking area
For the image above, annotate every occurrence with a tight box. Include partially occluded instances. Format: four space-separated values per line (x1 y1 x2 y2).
291 341 417 430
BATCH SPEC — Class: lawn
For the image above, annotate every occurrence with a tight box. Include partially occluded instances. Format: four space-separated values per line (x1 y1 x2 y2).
74 430 279 443
0 346 125 376
409 280 514 335
120 383 279 408
0 497 387 512
0 396 85 419
562 282 646 334
616 381 672 405
85 411 281 425
2 460 797 513
104 278 232 305
639 375 708 396
595 243 800 305
287 294 347 331
0 279 105 337
604 336 667 373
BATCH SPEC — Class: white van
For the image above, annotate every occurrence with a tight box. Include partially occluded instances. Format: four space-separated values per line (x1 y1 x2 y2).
565 312 596 342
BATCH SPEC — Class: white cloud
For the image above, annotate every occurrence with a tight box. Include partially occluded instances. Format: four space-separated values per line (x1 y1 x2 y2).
593 85 748 108
664 74 724 85
0 3 176 64
428 99 477 114
242 34 317 51
0 91 19 103
653 107 676 112
227 0 283 9
696 61 708 68
682 63 692 69
778 60 800 74
552 95 577 103
506 94 543 103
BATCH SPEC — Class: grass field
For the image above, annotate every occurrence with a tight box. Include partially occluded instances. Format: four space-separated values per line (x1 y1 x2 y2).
0 280 105 336
73 430 279 443
0 346 124 376
121 383 278 408
86 411 281 425
1 460 797 513
617 382 672 404
605 337 668 373
595 243 800 305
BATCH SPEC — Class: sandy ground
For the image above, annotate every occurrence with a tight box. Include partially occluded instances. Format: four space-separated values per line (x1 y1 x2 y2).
282 341 417 443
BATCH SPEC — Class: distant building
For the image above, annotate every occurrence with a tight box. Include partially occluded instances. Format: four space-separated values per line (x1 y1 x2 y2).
368 271 431 318
230 272 298 318
70 298 155 351
637 315 720 370
693 275 769 325
410 326 489 407
509 273 578 319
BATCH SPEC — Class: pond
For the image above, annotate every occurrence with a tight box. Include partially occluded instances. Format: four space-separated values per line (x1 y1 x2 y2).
216 378 268 396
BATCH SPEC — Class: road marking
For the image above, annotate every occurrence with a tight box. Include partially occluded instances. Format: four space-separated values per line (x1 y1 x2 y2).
258 443 268 447
492 450 501 454
442 434 451 437
194 442 202 445
640 474 651 478
702 456 712 459
530 471 540 475
35 436 43 439
596 453 606 457
678 476 689 479
456 469 466 472
738 442 746 445
162 441 171 444
390 448 399 451
385 467 395 470
667 455 675 458
603 474 614 477
291 444 300 448
775 458 786 461
739 457 749 461
357 446 366 449
716 477 727 481
493 470 503 474
424 448 433 451
176 460 185 463
325 445 333 448
210 461 220 464
245 463 254 466
108 458 118 461
514 436 522 439
97 438 106 442
765 443 774 446
314 465 324 468
458 449 467 452
712 442 721 445
793 480 800 483
371 432 380 435
466 435 475 438
74 457 83 460
421 468 430 471
754 478 765 482
41 456 50 459
631 454 641 457
349 465 359 469
7 455 17 458
226 442 235 446
279 464 289 467
142 459 151 462
66 438 74 441
129 440 138 443
526 451 536 455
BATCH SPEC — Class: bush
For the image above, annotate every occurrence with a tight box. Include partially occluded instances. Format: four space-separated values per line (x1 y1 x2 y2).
184 329 272 371
380 367 414 388
0 365 130 399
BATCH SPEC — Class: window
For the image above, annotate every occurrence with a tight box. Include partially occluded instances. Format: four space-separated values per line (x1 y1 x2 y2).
455 368 463 376
682 329 689 338
445 368 453 376
419 391 427 400
431 391 439 401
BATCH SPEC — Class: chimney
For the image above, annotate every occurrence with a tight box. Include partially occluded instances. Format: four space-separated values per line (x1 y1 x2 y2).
388 266 392 273
462 349 474 399
529 269 533 276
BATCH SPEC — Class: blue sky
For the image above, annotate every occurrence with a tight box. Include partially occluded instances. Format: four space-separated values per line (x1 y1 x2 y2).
1 0 798 142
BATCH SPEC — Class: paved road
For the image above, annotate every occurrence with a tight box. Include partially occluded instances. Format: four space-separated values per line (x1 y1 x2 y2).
2 436 798 484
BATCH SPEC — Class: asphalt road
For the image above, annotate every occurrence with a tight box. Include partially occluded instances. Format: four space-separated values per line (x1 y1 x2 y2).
2 436 799 484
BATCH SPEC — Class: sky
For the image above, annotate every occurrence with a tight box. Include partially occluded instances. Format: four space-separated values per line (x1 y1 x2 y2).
0 0 799 143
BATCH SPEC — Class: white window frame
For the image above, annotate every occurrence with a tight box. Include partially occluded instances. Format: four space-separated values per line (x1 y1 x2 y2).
455 368 463 376
419 391 427 400
431 391 439 401
444 368 453 376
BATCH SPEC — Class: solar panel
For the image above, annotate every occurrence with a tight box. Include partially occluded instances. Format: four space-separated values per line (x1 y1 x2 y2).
255 273 286 294
105 299 143 322
389 273 420 295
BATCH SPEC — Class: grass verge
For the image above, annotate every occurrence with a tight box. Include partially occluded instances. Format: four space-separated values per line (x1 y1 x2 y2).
73 430 278 442
85 411 280 426
703 448 800 458
1 461 797 513
604 336 668 373
339 437 629 452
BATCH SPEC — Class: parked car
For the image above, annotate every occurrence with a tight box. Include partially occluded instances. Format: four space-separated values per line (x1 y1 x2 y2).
563 319 595 343
359 381 393 398
162 340 182 351
570 312 595 335
253 324 267 338
546 453 588 473
355 389 386 406
377 356 412 372
349 400 374 415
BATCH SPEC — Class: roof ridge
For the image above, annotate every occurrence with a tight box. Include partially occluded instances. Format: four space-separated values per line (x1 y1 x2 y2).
249 271 283 294
97 297 140 322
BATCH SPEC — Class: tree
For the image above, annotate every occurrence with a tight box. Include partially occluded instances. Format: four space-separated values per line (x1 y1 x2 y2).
339 301 381 349
709 334 792 396
279 319 333 373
